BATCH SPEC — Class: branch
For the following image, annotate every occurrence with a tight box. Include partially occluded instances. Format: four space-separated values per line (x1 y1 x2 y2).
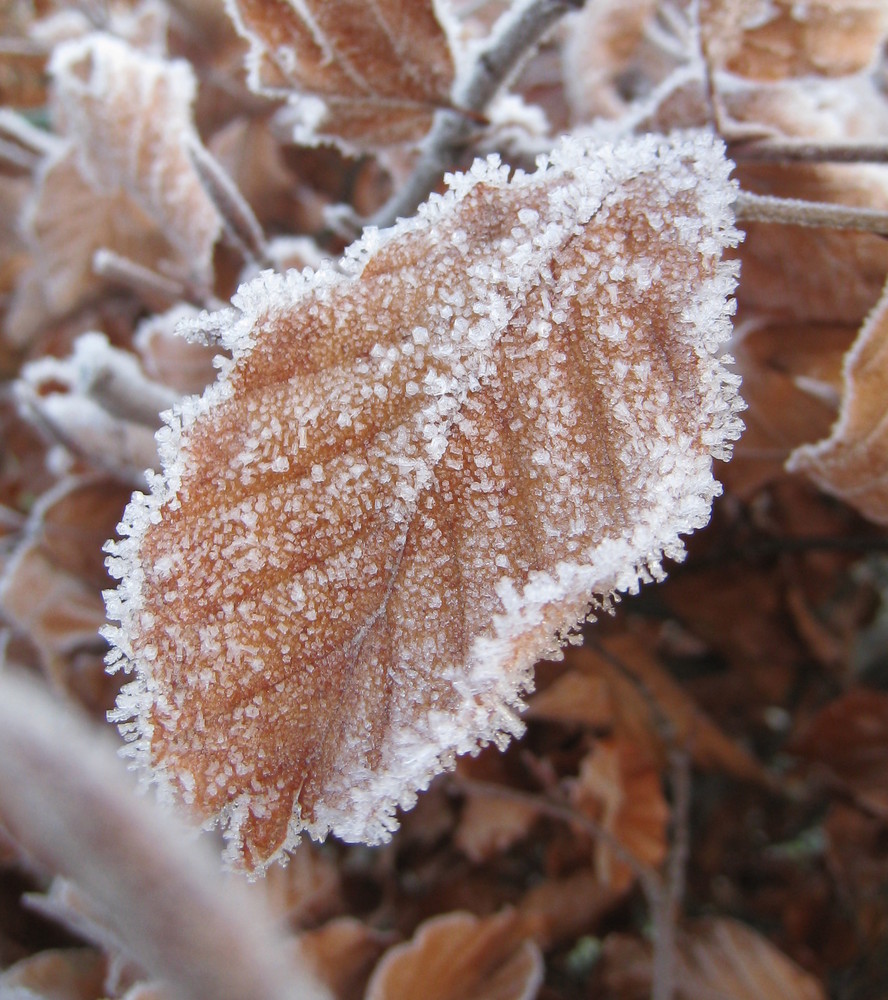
368 0 586 229
731 137 888 165
735 190 888 237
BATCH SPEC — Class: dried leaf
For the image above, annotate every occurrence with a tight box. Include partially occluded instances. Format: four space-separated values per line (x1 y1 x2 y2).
788 282 888 524
677 917 827 1000
0 947 107 1000
515 868 624 949
104 131 743 870
49 33 221 279
296 918 393 1000
227 0 455 148
454 794 538 864
571 737 668 891
364 910 543 1000
530 636 768 783
725 320 849 497
791 688 888 816
0 477 132 709
7 33 223 340
700 0 888 81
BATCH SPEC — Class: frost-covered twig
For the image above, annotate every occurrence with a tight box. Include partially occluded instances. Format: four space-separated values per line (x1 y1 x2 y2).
0 671 332 1000
189 140 271 267
735 190 888 236
369 0 587 229
732 138 888 165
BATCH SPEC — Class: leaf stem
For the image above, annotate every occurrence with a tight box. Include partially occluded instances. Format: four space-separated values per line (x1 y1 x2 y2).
368 0 586 229
734 190 888 237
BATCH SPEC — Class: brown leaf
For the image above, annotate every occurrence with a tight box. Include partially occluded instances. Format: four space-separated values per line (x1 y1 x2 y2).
532 635 768 783
676 917 827 1000
7 33 222 340
571 737 668 891
725 320 850 497
792 688 888 816
788 281 888 524
296 918 393 1000
700 0 888 81
49 33 221 279
364 910 543 1000
104 131 743 870
228 0 455 148
515 868 624 950
0 476 134 709
454 793 538 864
0 947 107 1000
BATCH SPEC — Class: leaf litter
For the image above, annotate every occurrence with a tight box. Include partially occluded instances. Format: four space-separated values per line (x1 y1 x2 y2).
3 1 888 998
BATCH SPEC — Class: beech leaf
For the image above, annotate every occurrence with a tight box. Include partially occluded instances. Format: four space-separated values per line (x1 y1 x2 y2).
226 0 456 148
7 32 223 340
787 279 888 524
104 131 743 871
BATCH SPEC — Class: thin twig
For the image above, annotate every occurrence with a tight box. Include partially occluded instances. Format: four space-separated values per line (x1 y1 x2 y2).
734 190 888 237
651 748 693 1000
93 249 188 304
189 140 271 267
732 138 888 165
368 0 586 229
0 109 60 160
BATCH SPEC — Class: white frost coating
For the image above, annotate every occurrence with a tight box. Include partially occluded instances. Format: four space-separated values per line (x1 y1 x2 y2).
48 32 222 281
104 130 743 869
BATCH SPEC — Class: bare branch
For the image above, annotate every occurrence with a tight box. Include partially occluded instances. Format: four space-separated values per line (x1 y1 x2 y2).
735 190 888 237
368 0 586 229
189 140 270 267
732 138 888 165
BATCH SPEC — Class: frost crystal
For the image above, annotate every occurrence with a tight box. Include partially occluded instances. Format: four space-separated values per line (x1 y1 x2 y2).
104 131 743 871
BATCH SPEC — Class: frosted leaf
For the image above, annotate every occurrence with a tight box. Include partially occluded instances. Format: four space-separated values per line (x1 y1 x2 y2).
104 131 743 871
16 333 178 481
699 0 888 81
787 280 888 525
7 35 223 340
226 0 455 149
49 33 221 281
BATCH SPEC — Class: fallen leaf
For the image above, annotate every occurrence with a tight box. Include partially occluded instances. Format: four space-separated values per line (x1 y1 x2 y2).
700 0 888 81
454 793 538 864
0 947 107 1000
296 918 393 1000
227 0 455 148
531 635 768 783
7 32 223 340
515 868 624 949
571 737 668 891
103 130 743 870
677 917 827 1000
0 477 132 709
788 281 888 524
791 688 888 816
364 910 543 1000
725 320 850 497
49 33 221 281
